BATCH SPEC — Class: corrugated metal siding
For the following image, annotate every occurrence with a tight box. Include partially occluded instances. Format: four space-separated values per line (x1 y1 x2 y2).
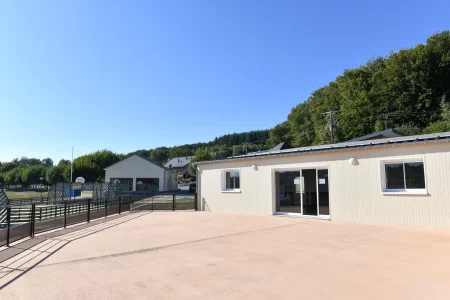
198 141 450 228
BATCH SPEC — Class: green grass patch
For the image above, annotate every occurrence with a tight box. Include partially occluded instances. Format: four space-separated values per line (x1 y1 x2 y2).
5 191 48 199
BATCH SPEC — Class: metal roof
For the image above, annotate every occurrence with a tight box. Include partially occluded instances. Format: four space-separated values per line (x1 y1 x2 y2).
196 132 450 165
345 128 405 142
164 156 192 168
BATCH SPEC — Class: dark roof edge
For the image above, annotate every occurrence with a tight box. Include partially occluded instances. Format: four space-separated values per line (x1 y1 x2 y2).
196 133 450 165
345 128 404 142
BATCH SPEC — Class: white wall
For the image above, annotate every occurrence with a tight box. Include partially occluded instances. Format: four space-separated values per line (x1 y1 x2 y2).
198 141 450 228
105 155 176 191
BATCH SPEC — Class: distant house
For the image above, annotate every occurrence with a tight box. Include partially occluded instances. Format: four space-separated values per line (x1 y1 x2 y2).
105 154 177 192
165 156 193 179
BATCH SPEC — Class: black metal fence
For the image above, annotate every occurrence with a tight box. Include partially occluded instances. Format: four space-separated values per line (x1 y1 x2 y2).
0 192 198 247
129 191 197 212
1 184 49 191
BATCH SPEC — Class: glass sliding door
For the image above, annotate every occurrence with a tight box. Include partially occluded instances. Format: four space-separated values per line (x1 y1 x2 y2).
317 169 330 216
301 169 318 216
275 168 330 217
275 171 301 214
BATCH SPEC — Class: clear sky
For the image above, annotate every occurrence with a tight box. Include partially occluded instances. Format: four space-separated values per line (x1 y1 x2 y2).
1 0 449 163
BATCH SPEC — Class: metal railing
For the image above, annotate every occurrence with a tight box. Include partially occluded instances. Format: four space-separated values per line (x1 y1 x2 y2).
0 192 198 247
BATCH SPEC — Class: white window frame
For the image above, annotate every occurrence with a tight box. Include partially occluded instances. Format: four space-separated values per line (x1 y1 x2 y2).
380 157 427 195
221 169 241 193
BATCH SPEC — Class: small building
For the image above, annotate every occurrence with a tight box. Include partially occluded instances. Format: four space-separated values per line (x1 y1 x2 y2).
105 154 177 192
165 156 193 179
196 132 450 228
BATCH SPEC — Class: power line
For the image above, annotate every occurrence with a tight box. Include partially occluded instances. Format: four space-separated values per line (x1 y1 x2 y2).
340 110 440 128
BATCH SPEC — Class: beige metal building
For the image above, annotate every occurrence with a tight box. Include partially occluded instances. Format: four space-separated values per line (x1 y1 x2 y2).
196 132 450 228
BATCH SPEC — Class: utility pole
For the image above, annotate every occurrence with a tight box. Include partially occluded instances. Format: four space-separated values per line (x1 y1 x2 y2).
322 110 341 144
70 146 74 183
70 146 74 200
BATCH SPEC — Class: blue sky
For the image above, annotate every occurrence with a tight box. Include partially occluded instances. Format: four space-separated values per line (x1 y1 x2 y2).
1 0 449 163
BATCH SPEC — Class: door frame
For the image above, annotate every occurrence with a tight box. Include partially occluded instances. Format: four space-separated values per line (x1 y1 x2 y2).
272 166 330 219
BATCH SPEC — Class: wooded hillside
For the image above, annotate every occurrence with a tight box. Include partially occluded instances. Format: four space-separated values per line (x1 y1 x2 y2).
267 31 450 147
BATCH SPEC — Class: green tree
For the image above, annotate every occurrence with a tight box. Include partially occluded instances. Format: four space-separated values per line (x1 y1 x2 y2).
424 96 450 133
0 161 18 174
149 147 170 164
217 145 232 158
41 158 54 168
57 159 71 168
169 146 193 159
232 145 243 156
21 165 47 184
46 166 64 185
267 122 290 147
4 168 24 184
189 148 214 176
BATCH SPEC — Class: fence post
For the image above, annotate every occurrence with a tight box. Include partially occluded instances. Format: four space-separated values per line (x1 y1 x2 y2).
87 198 91 223
152 196 154 212
64 202 67 228
6 207 11 247
173 193 175 211
195 193 198 211
118 196 122 214
105 197 108 217
30 204 36 238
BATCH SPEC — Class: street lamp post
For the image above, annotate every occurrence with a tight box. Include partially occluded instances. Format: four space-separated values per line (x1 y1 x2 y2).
39 177 44 201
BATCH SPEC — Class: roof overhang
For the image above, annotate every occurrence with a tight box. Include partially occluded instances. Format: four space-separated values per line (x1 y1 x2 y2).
196 132 450 166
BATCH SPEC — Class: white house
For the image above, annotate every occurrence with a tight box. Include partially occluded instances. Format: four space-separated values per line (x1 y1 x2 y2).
105 154 177 192
165 156 193 179
196 132 450 228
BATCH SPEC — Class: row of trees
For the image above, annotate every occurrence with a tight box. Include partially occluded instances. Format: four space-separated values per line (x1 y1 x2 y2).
0 130 268 185
0 150 125 185
127 130 270 165
267 31 450 147
0 157 55 185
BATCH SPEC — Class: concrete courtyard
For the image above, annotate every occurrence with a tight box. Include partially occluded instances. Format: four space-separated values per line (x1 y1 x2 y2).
1 211 450 299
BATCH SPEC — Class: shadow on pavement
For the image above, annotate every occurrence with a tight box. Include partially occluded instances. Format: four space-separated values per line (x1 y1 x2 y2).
0 212 149 290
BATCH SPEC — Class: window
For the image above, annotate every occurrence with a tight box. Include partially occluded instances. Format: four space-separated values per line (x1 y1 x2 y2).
136 178 159 192
223 170 240 191
382 160 426 193
111 178 133 192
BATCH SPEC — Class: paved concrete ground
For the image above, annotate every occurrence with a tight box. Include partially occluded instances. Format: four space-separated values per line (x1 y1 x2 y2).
1 212 450 300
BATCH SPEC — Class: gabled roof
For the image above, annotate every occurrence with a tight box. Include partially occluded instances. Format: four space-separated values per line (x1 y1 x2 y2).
345 128 404 142
196 132 450 165
104 154 170 170
165 156 192 169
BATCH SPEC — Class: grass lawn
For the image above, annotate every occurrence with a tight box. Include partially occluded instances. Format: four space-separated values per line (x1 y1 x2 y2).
5 191 48 199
